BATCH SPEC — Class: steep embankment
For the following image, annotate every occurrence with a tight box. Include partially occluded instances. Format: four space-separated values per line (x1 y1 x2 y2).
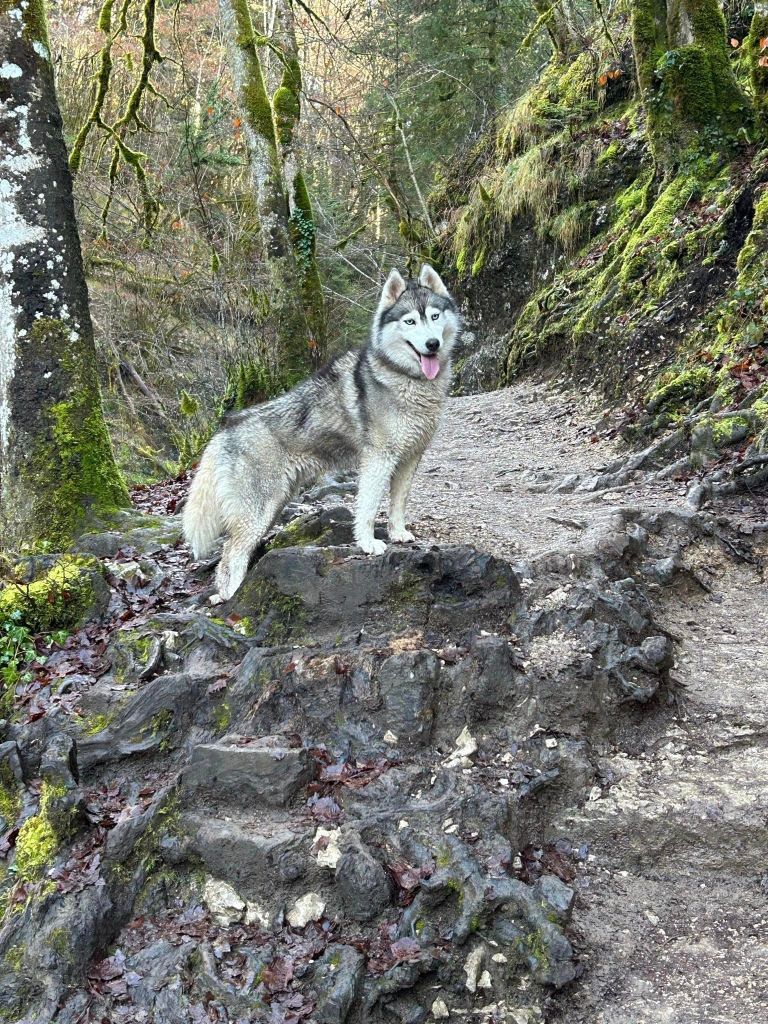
0 381 765 1022
439 36 768 500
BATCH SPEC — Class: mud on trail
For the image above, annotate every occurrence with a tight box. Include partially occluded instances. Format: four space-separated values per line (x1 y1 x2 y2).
1 379 766 1024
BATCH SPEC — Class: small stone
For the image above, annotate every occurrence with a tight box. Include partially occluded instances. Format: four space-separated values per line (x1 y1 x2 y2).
444 726 478 768
383 730 398 744
478 970 493 990
203 878 245 926
645 910 660 927
431 997 450 1019
544 737 558 749
398 819 409 830
244 901 270 928
287 892 326 928
314 827 342 869
491 953 508 963
464 946 484 992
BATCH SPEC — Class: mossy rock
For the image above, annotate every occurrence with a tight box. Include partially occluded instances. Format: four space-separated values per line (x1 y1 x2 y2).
13 780 74 882
77 510 182 558
0 752 22 832
691 412 754 465
229 576 306 644
0 556 109 633
106 627 162 687
645 367 714 415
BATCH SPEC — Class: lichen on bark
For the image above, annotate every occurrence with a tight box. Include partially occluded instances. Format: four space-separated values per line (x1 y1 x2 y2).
0 1 129 551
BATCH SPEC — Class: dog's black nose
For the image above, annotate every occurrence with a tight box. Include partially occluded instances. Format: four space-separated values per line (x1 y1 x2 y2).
426 338 440 353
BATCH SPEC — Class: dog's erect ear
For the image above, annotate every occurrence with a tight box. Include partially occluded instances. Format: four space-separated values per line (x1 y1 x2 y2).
419 264 450 297
380 268 407 308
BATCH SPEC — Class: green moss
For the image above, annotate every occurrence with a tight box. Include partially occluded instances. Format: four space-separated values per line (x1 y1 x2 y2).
150 709 172 737
0 556 103 633
266 515 329 550
235 577 306 642
179 390 199 417
435 847 452 869
470 250 486 276
120 630 154 661
78 710 116 737
19 319 129 548
646 366 713 414
711 414 750 446
597 139 621 166
14 781 69 882
1 0 51 51
0 761 21 828
229 0 278 145
3 944 25 973
747 13 768 124
520 926 551 973
212 700 231 733
618 175 701 283
45 927 71 962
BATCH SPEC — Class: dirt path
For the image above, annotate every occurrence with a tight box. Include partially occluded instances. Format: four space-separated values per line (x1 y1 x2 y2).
408 381 768 1023
409 382 687 561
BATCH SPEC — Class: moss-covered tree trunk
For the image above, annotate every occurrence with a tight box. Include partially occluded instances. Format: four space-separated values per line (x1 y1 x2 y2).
219 0 320 376
631 0 749 169
0 0 129 552
747 7 768 130
531 0 577 57
273 0 326 355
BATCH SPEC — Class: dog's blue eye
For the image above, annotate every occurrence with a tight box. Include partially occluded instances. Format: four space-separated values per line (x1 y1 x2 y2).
404 318 415 325
431 312 440 320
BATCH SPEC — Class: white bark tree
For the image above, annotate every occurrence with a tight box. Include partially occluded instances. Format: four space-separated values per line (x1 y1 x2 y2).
0 0 128 550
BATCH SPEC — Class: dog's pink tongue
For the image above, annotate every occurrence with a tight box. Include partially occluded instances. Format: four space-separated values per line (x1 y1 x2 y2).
420 354 440 380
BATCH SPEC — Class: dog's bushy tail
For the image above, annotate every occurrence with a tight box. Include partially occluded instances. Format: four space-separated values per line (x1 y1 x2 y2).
183 441 223 559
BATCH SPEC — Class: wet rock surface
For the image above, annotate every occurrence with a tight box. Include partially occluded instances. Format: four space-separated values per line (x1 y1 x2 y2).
1 381 766 1023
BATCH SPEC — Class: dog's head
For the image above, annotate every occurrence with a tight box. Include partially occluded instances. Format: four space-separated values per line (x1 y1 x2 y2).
372 264 460 381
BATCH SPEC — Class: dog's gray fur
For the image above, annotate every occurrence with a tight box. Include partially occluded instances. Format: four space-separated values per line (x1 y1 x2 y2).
183 264 462 598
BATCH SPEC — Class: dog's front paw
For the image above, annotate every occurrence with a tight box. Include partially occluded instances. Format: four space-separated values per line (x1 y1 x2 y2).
358 537 387 556
389 527 415 544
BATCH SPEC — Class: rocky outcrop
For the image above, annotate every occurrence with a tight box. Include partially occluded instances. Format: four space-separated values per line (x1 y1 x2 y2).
0 486 739 1023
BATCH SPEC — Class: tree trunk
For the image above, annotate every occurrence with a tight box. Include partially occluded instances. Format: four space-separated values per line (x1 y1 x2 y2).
0 0 129 552
747 7 768 130
273 0 326 355
531 0 577 58
631 0 749 169
219 0 318 378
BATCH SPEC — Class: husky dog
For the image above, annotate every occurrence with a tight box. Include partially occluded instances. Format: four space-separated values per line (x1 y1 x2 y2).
183 264 461 599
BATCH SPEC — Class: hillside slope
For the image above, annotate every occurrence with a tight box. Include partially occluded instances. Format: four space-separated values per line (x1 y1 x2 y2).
440 11 768 500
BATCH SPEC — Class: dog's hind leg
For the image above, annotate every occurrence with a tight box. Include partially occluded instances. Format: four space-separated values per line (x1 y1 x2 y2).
215 529 256 601
214 493 287 600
